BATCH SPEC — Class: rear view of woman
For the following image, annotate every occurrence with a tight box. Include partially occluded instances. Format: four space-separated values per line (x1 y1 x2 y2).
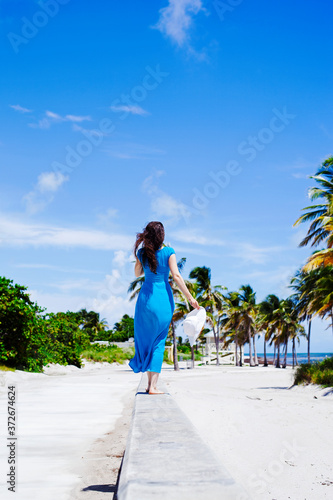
128 221 199 394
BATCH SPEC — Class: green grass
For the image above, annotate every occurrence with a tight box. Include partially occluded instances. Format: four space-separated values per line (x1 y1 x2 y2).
81 344 135 365
293 356 333 388
0 364 16 371
177 351 202 361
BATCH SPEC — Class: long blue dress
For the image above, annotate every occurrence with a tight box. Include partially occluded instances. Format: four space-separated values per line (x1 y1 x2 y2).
128 246 175 373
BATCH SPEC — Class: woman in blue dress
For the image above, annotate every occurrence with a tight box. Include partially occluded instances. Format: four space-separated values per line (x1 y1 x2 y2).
128 221 199 394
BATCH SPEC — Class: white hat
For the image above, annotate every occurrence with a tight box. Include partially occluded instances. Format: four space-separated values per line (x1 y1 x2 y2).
183 306 206 347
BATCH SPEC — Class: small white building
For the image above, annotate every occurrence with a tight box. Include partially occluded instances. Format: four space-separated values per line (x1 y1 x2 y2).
202 331 242 365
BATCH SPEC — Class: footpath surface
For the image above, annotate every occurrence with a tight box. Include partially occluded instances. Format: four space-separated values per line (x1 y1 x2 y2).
117 370 249 500
0 362 140 500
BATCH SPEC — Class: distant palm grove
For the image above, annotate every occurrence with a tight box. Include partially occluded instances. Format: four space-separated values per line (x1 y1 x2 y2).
1 156 332 374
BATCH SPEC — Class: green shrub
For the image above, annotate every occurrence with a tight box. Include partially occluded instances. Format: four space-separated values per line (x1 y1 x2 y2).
293 363 313 385
177 350 202 361
163 349 173 365
0 277 48 372
177 344 191 354
293 357 333 388
320 356 333 370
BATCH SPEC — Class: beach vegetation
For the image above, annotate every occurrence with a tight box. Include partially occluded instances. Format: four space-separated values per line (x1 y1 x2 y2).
81 343 135 364
293 356 333 387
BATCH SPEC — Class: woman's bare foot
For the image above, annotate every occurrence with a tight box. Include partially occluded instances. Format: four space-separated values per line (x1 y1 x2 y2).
149 387 164 394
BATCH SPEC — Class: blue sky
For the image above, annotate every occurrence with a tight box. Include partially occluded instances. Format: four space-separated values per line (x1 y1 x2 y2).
1 0 333 352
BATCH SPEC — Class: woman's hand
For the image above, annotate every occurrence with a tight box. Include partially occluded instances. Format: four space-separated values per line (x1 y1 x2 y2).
188 296 200 310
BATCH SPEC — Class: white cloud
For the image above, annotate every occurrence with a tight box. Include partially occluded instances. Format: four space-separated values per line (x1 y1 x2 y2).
89 294 135 325
143 171 192 224
170 228 225 246
26 249 136 325
96 207 119 225
151 193 191 220
72 123 105 139
65 114 92 122
112 250 133 268
28 289 88 315
230 242 287 265
23 171 69 214
28 110 92 129
153 0 205 47
290 227 308 248
103 143 165 160
45 110 64 121
51 279 101 292
292 172 309 179
37 172 68 193
28 118 51 130
30 287 134 327
0 214 133 250
14 263 104 274
242 265 298 296
10 104 33 113
110 104 149 115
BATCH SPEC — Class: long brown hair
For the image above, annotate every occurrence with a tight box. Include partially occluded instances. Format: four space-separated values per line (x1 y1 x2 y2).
134 221 165 273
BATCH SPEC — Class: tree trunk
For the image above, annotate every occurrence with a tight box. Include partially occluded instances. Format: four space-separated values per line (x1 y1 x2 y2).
235 333 239 367
212 324 220 366
275 342 280 368
273 344 276 365
248 325 255 366
171 321 179 371
263 338 268 367
191 345 195 369
307 317 312 364
282 340 288 368
253 334 258 366
239 344 243 367
294 343 298 366
292 338 295 368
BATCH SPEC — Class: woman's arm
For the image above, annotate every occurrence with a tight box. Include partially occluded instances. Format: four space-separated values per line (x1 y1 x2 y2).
134 256 144 277
168 254 200 309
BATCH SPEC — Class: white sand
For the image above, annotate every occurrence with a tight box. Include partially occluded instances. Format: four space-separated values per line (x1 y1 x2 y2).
0 361 140 500
1 360 331 500
162 364 333 500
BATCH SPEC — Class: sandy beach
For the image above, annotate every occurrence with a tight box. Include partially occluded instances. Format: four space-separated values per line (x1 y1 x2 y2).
162 364 333 500
0 361 140 500
0 360 332 500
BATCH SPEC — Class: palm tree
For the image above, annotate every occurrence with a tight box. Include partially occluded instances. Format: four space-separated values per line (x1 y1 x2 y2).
289 268 319 363
267 297 304 368
280 298 305 369
223 291 243 366
77 309 108 341
266 298 285 368
237 285 257 367
307 265 333 335
293 156 333 270
188 266 225 366
257 295 280 367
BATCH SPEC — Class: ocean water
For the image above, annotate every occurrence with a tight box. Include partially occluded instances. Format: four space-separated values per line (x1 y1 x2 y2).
253 353 333 364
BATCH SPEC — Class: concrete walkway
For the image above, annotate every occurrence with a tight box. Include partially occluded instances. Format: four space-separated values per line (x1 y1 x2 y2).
117 372 250 500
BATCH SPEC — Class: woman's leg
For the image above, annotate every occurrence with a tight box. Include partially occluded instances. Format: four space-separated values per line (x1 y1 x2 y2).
149 371 164 394
146 370 153 391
